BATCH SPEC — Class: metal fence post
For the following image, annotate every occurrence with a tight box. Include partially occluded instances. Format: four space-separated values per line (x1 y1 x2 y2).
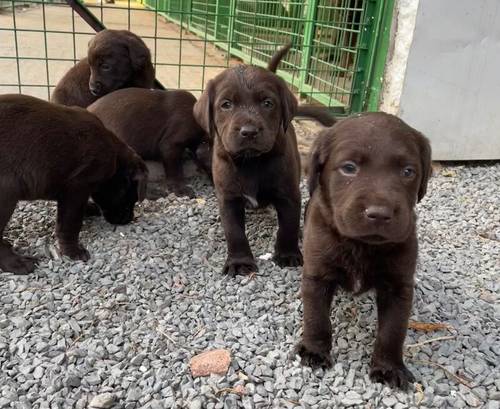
350 0 393 113
365 0 394 111
214 0 220 39
226 0 236 56
298 0 317 97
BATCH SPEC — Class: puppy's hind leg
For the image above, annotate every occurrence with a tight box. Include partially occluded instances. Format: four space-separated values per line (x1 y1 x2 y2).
56 189 91 261
160 141 195 198
0 196 36 274
274 196 303 267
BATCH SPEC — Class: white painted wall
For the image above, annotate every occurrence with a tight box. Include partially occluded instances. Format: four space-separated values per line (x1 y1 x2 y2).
379 0 419 115
380 0 500 160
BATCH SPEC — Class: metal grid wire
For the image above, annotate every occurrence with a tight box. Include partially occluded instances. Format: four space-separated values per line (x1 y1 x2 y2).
0 0 393 113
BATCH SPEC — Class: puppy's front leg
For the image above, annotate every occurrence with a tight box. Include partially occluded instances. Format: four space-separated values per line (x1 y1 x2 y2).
296 276 336 367
219 198 256 277
56 190 91 261
274 196 302 266
370 282 415 390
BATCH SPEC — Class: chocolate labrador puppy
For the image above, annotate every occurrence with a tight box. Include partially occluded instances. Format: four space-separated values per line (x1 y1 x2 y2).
0 94 148 275
51 29 154 108
193 44 304 276
88 88 207 198
296 112 432 389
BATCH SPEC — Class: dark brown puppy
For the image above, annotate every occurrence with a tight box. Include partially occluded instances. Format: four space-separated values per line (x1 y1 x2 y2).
297 112 432 390
193 45 303 276
0 94 148 275
88 87 207 198
51 29 154 108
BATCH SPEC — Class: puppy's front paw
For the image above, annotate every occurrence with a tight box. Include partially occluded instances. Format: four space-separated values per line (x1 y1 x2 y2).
295 341 332 368
370 361 415 390
146 184 168 200
167 183 195 199
223 257 257 277
274 249 303 267
60 245 90 262
0 253 37 275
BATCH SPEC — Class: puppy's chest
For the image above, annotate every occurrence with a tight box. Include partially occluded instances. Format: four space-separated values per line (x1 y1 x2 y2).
331 245 379 294
237 164 276 208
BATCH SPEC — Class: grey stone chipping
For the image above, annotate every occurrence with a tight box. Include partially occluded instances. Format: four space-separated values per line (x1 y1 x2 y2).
0 151 498 408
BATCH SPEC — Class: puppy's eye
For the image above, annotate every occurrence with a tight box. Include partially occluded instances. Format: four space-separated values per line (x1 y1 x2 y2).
262 98 274 109
402 166 416 178
339 161 358 176
220 100 233 110
100 63 111 71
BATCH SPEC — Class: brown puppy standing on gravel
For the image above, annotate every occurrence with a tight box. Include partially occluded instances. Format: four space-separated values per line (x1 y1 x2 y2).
193 44 303 276
0 94 147 275
296 112 432 389
51 29 154 108
88 88 207 198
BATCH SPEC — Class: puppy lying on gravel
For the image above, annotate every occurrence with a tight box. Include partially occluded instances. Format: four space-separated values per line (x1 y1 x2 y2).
0 94 147 275
193 44 323 276
88 88 208 198
51 29 154 108
296 112 432 389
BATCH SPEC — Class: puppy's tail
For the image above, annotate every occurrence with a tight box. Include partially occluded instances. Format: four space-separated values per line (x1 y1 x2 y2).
295 105 337 127
268 42 292 73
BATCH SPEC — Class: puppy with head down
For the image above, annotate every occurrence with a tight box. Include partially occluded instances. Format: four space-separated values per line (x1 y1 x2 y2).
296 112 432 389
0 94 147 275
88 88 208 198
193 45 303 276
51 29 154 108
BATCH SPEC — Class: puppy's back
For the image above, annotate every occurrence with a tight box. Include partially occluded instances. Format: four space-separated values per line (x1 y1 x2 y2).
0 94 117 196
88 88 202 153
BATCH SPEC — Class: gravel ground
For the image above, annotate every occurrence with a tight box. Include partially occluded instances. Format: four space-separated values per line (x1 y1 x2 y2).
0 149 499 408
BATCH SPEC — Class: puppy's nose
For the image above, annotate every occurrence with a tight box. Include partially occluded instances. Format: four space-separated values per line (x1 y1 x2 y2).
89 82 102 96
239 125 259 139
365 206 393 222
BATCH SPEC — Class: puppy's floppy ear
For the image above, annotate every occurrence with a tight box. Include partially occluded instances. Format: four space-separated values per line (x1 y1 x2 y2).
278 78 298 133
124 33 151 70
123 32 155 88
193 80 216 138
415 131 432 202
307 130 333 196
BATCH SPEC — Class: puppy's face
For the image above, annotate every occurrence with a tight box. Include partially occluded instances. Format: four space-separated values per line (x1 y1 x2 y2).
193 66 297 158
91 159 148 225
309 113 432 244
87 30 150 97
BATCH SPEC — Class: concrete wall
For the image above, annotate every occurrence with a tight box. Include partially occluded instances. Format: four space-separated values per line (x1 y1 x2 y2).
379 0 419 115
380 0 500 160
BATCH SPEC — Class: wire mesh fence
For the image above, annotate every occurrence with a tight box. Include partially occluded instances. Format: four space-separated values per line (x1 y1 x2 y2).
0 0 393 113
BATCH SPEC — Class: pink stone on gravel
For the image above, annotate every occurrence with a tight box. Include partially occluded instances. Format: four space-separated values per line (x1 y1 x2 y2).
190 349 231 377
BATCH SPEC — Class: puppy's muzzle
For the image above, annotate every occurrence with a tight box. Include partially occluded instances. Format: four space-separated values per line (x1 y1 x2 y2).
232 124 266 157
89 81 103 97
354 201 408 243
239 125 259 139
364 205 393 222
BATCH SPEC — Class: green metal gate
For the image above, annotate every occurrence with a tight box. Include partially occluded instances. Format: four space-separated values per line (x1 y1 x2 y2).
0 0 393 114
141 0 393 113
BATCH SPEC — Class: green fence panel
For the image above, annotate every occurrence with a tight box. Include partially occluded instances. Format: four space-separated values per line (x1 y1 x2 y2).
0 0 393 113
